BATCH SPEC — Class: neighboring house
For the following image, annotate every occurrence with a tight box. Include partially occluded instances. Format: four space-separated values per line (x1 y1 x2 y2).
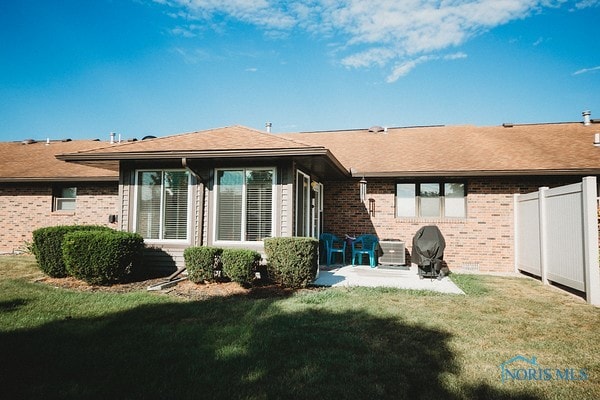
2 117 599 273
0 139 119 253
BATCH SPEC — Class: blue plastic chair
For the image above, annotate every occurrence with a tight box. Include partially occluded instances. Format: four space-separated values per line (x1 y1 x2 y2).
320 233 346 265
352 234 379 268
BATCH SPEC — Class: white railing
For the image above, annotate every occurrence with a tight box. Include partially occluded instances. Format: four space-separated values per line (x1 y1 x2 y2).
514 177 600 305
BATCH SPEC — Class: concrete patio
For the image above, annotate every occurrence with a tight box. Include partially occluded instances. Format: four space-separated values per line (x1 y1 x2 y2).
313 264 465 294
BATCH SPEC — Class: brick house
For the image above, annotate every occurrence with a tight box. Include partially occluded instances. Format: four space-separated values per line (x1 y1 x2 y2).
2 119 599 273
0 139 119 253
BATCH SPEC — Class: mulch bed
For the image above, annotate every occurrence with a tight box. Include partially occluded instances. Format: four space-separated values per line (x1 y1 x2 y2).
34 275 311 301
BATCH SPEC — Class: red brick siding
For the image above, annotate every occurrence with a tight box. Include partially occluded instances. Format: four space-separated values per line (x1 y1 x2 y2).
0 183 119 253
322 177 579 273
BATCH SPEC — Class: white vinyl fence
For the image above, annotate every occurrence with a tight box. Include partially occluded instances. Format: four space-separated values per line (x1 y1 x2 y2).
514 176 600 305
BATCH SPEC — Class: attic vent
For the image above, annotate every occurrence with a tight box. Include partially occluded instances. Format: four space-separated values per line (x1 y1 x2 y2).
368 125 385 133
502 123 514 128
21 139 36 145
142 135 157 140
61 138 72 142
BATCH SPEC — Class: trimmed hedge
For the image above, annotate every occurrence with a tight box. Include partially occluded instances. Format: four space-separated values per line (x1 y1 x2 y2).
221 249 261 285
32 225 113 277
264 237 319 288
184 246 223 284
62 230 144 285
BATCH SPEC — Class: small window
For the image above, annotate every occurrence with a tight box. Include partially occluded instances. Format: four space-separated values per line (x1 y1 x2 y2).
396 182 466 218
53 187 77 211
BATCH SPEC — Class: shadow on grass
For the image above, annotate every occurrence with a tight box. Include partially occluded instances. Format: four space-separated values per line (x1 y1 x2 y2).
0 293 540 400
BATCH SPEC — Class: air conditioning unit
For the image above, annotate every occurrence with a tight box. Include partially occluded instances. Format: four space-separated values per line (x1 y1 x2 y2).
379 240 406 265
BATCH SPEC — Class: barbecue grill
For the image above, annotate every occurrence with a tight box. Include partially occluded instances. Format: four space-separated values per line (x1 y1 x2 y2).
411 225 446 280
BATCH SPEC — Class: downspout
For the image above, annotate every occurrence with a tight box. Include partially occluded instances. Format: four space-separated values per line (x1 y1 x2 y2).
181 157 203 182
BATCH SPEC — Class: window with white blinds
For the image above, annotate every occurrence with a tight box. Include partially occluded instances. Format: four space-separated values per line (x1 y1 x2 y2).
136 170 190 241
216 168 274 242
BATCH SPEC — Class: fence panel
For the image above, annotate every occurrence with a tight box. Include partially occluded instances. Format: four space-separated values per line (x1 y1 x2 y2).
514 192 542 276
545 184 585 290
514 177 599 305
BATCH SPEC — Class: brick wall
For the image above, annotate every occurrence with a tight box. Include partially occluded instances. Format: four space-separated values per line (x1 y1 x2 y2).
0 182 119 253
322 177 579 273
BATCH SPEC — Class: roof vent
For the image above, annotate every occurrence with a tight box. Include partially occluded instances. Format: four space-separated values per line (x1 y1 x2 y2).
265 122 272 133
142 135 157 140
368 125 385 133
21 139 36 145
583 110 591 125
502 123 514 128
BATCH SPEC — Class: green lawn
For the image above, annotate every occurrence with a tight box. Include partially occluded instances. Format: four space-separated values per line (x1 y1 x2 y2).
1 255 599 399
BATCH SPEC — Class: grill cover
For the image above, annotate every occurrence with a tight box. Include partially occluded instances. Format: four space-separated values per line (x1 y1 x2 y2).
411 225 445 273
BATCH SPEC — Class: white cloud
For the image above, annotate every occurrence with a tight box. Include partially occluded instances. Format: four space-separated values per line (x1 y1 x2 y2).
387 56 433 83
573 65 600 75
154 0 574 80
574 0 600 9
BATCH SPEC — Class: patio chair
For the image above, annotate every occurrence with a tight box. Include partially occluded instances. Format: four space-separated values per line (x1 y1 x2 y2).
352 234 379 268
320 233 346 266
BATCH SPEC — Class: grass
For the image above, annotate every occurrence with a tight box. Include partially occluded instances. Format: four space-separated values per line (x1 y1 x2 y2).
1 255 599 399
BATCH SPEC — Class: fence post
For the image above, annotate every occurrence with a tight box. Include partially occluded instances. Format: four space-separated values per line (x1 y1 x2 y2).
582 177 600 305
538 187 549 285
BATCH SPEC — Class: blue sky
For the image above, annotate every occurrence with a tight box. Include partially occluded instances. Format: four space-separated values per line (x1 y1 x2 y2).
1 0 599 141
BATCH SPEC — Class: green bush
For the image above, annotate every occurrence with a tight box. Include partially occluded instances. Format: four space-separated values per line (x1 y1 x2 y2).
62 230 144 285
221 249 261 285
264 237 319 288
184 246 223 283
32 225 113 277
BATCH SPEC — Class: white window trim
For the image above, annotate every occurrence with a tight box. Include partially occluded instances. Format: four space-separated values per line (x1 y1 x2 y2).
133 169 193 244
295 170 311 237
53 187 77 212
212 167 277 244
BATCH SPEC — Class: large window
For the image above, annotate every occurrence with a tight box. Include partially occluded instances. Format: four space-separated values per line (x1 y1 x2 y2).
135 170 190 241
396 182 466 218
215 168 274 242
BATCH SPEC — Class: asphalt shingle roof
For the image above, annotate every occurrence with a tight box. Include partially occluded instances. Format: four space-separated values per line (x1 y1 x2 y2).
0 140 118 181
3 122 599 181
282 122 600 176
62 125 316 157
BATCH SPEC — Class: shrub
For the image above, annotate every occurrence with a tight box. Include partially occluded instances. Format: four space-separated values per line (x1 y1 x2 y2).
32 225 113 278
62 230 144 285
221 249 261 285
264 237 319 288
184 246 223 283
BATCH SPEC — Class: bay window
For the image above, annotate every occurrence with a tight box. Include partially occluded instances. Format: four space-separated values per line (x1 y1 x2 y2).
135 170 190 241
215 168 275 242
396 182 466 218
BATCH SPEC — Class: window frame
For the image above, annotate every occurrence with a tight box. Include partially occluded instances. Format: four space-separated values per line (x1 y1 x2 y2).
395 181 467 219
213 167 277 244
295 170 311 237
53 186 77 212
133 169 193 244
